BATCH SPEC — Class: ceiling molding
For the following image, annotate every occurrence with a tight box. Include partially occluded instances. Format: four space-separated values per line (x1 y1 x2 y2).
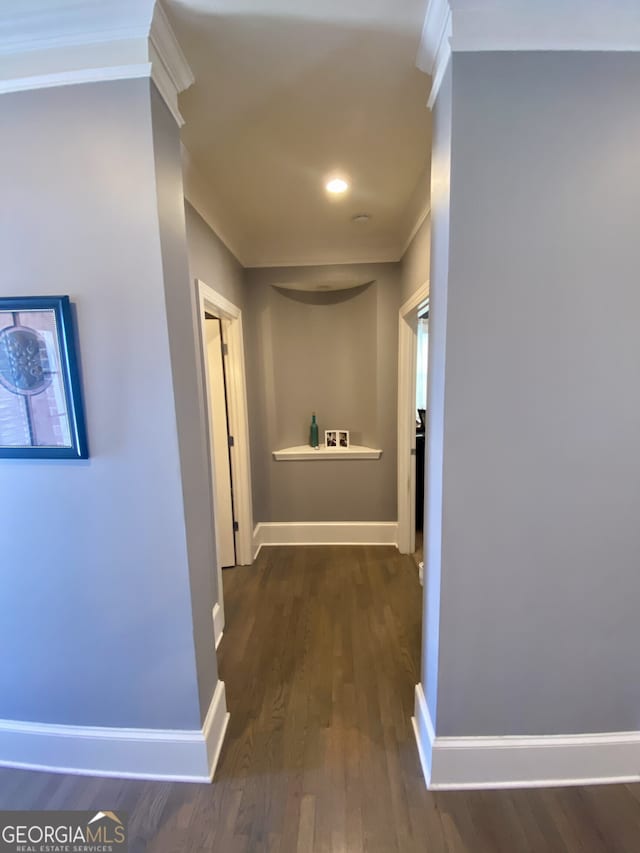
0 2 154 56
0 27 150 57
0 63 151 97
181 143 248 267
244 248 401 270
416 0 451 110
149 2 194 127
0 2 193 127
181 146 406 270
417 0 640 109
399 203 431 261
452 2 640 53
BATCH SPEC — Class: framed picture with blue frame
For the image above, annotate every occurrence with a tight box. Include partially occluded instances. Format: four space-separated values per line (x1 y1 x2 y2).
0 296 88 459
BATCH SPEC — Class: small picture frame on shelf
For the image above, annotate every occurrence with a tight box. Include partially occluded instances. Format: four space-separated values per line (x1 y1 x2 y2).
325 429 349 449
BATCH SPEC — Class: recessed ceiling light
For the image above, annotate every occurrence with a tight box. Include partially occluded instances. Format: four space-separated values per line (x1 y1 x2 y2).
325 177 349 194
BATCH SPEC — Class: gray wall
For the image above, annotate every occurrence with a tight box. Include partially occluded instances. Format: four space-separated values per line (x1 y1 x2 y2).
400 213 431 304
184 202 245 310
0 79 215 729
151 87 219 724
422 64 452 736
430 53 640 737
244 264 401 522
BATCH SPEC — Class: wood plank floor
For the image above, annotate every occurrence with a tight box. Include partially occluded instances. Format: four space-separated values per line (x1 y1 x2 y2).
1 545 639 851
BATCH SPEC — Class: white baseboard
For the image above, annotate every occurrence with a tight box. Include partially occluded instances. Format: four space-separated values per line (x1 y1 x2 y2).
212 602 224 649
412 682 434 786
0 680 229 783
202 680 230 780
253 521 398 556
413 683 640 790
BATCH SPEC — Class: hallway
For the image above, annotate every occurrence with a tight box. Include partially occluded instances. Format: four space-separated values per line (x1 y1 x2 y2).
206 545 424 852
1 546 639 851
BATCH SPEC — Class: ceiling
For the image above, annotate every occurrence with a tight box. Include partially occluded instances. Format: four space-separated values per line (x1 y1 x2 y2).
164 0 432 267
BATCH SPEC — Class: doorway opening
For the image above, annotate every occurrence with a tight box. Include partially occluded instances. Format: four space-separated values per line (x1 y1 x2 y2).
197 279 254 648
397 281 430 562
205 313 237 570
414 305 429 574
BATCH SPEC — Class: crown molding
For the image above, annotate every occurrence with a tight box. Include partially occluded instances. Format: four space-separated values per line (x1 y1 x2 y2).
399 202 431 260
244 247 401 269
0 63 151 96
0 2 155 56
181 142 406 270
453 2 640 54
416 0 452 109
181 143 248 266
0 2 193 126
0 27 150 56
417 0 640 109
149 2 194 127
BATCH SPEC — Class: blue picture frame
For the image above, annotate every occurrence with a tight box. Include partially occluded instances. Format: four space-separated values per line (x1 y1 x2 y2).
0 296 88 459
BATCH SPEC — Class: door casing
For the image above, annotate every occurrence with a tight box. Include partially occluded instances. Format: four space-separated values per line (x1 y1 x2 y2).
197 278 254 647
397 281 430 555
205 317 236 569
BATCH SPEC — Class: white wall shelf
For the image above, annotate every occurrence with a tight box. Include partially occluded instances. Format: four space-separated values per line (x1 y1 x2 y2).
273 445 382 461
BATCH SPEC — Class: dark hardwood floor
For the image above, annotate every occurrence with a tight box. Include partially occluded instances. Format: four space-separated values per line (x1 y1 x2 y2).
1 545 639 851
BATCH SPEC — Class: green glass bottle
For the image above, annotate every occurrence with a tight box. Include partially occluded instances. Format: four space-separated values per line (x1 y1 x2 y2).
309 412 319 448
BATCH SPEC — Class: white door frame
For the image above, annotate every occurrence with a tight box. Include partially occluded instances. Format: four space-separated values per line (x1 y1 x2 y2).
397 281 430 554
196 279 254 641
